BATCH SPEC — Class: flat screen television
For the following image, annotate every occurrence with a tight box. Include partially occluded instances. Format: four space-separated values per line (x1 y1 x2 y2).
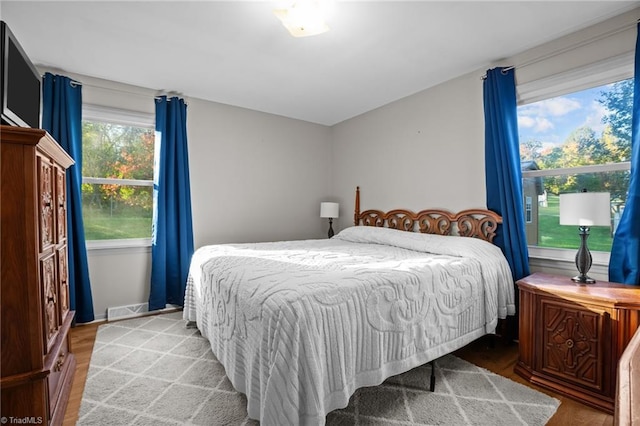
1 20 41 128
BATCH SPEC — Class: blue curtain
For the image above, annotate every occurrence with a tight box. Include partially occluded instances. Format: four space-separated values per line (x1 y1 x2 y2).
149 96 195 311
41 73 95 323
483 67 531 281
609 24 640 285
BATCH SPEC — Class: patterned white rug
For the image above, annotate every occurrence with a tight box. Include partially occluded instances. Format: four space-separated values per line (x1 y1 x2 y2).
78 312 559 425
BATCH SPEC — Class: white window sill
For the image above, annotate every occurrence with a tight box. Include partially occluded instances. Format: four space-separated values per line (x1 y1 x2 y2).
86 238 151 255
527 246 610 266
527 246 610 281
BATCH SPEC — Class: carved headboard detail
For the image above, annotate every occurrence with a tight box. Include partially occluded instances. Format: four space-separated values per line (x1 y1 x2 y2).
353 186 502 244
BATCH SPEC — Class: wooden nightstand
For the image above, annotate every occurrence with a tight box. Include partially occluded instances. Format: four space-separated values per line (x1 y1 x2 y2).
514 272 640 414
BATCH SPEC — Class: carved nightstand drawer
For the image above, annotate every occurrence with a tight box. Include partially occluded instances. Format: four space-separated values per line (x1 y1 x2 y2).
515 272 640 414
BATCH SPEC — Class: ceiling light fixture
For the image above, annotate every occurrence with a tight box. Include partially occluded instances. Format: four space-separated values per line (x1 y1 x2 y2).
274 0 330 38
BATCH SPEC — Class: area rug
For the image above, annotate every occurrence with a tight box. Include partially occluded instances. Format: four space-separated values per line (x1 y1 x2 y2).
78 312 560 425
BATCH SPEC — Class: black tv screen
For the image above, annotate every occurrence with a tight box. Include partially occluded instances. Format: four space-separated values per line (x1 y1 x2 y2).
1 21 41 128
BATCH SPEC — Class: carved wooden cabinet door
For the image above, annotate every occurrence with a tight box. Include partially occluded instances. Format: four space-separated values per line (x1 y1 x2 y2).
38 155 55 252
40 253 59 353
55 166 67 245
539 297 610 396
57 245 70 321
54 165 70 324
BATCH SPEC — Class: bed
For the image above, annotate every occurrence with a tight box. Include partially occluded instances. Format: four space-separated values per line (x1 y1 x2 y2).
183 187 516 425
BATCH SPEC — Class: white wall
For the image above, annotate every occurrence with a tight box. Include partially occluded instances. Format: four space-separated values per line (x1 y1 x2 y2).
331 69 486 233
187 97 332 248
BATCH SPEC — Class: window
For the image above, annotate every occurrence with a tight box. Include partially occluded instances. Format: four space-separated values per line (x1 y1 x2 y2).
525 196 533 223
81 106 155 244
518 77 632 255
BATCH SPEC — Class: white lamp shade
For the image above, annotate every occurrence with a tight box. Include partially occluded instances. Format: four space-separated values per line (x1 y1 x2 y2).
559 192 611 227
320 202 339 218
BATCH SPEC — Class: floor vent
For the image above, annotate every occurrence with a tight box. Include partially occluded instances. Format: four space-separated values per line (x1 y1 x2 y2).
107 302 181 321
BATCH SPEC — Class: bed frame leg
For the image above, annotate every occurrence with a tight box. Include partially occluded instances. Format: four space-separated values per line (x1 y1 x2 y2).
429 360 436 392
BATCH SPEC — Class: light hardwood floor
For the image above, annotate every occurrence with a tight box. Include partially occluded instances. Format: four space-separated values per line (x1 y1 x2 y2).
63 320 614 426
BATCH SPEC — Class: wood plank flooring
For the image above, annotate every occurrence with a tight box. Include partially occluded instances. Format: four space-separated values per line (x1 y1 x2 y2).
63 320 614 426
64 321 100 426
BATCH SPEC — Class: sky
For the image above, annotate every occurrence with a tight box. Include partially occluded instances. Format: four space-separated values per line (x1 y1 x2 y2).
517 82 615 151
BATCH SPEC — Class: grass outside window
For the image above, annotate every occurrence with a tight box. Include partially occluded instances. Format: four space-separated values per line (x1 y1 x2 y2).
537 194 612 252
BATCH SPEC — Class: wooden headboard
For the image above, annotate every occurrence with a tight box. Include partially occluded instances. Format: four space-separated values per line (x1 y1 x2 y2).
353 186 502 243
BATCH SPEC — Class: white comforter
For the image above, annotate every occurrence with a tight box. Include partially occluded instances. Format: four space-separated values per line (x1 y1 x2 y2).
183 226 515 425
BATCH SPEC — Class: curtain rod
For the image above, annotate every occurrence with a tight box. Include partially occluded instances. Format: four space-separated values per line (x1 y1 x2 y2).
480 19 638 80
45 76 185 102
39 69 162 99
154 94 184 100
39 71 185 101
41 73 83 87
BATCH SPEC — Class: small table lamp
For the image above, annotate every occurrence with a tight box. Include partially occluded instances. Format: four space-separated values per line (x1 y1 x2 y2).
559 191 611 284
320 202 339 238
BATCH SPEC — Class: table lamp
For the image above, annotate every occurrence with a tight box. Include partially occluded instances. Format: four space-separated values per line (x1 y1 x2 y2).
559 191 611 284
320 202 339 238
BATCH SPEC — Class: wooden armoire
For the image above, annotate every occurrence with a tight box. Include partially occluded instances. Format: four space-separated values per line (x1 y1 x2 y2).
1 125 77 425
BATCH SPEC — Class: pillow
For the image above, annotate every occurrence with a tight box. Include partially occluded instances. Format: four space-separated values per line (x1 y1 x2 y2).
334 225 498 259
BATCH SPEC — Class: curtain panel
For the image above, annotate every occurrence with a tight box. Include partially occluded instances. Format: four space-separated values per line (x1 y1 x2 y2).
149 96 195 311
41 72 95 323
483 67 531 282
609 23 640 286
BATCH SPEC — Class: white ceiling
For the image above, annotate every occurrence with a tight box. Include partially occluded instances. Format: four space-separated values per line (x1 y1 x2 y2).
1 1 637 126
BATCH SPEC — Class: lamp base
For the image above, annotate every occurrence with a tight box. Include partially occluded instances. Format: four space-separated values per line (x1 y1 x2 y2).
327 218 334 239
572 226 596 285
571 275 596 285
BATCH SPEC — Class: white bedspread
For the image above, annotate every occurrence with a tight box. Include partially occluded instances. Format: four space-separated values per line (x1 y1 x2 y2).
184 226 516 425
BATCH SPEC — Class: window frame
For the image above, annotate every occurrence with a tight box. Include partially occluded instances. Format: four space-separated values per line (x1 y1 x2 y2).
81 104 155 250
521 162 631 265
516 54 634 266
